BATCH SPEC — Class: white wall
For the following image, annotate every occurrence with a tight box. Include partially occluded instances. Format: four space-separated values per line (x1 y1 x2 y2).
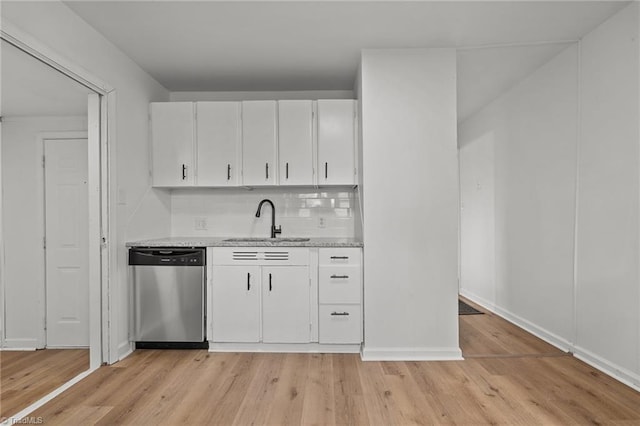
575 3 640 386
460 44 579 346
1 1 171 361
360 49 460 360
459 3 640 390
1 116 87 348
170 188 356 238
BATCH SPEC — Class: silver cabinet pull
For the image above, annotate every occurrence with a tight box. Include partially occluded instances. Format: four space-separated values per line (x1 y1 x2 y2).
182 164 187 180
330 256 349 260
330 275 349 279
227 164 231 181
331 312 349 316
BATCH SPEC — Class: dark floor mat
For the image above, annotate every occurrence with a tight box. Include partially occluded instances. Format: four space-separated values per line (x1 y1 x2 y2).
459 299 484 315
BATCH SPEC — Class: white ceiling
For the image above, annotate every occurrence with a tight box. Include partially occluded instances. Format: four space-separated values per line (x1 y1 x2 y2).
62 1 627 122
1 40 90 117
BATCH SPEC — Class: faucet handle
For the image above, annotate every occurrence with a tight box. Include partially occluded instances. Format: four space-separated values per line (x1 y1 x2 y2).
273 225 282 236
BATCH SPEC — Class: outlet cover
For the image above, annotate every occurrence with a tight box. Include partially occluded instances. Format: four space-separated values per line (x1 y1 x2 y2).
194 217 208 230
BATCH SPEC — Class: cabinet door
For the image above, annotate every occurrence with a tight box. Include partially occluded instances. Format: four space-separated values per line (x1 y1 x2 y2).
211 266 260 342
262 266 310 343
317 100 356 185
196 102 241 186
242 101 277 186
151 102 195 186
278 100 313 185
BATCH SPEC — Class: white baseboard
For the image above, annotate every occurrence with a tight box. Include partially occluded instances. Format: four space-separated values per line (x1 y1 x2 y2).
459 288 496 311
0 347 36 351
361 346 463 361
118 341 134 362
461 292 640 393
3 338 40 350
573 346 640 392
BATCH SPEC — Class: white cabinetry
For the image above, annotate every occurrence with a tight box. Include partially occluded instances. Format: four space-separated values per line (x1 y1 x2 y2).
242 101 277 186
151 102 195 186
210 265 260 342
209 247 311 344
262 266 310 343
317 100 356 185
318 248 362 344
196 102 241 186
278 100 314 185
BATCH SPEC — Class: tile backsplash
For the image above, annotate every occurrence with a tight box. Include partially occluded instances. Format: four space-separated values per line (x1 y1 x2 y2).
171 187 361 238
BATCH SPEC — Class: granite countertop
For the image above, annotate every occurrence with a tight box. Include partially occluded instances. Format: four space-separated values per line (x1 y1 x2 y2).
126 236 363 248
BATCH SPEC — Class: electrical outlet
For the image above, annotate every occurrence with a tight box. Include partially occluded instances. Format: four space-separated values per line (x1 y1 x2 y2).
194 217 208 230
318 217 326 228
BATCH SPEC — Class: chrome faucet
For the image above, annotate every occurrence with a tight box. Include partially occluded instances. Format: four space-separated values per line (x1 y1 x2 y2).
255 199 282 238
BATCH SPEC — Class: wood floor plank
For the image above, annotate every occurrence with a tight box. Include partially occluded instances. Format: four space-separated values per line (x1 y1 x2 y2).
0 349 88 418
301 353 335 426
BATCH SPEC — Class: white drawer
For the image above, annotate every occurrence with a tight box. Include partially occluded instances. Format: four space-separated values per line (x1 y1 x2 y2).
319 266 361 304
319 304 362 344
319 248 361 266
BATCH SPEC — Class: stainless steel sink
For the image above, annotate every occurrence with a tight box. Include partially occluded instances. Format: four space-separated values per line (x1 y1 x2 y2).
223 237 310 243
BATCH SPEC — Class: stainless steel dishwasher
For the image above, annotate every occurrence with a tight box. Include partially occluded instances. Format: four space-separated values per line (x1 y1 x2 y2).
129 247 206 348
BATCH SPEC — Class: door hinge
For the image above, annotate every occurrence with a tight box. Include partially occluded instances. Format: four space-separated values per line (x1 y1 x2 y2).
42 156 45 168
43 236 46 249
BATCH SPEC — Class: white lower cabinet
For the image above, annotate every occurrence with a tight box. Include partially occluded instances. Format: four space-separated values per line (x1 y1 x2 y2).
318 248 363 344
211 265 261 343
262 267 310 343
210 247 311 344
209 246 362 350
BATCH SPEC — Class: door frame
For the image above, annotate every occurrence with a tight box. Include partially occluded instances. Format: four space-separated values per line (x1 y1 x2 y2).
39 132 89 349
1 19 115 369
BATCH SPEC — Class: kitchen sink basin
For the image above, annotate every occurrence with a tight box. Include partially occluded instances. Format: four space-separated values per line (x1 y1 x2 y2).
223 237 310 243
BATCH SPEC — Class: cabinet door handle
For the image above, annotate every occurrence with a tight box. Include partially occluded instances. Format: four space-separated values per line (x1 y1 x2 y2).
330 275 349 279
266 163 269 180
325 162 328 179
286 162 289 179
269 273 272 291
247 272 251 291
227 164 231 181
182 164 187 180
331 312 350 316
330 256 349 260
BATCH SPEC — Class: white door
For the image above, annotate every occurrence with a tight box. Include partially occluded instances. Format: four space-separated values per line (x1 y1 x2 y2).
317 100 356 185
45 138 89 347
278 100 314 185
242 101 277 186
196 102 241 186
262 266 310 343
211 266 261 342
151 102 195 186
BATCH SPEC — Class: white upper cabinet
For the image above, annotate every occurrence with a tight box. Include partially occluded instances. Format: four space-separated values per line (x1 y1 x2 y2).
196 102 241 186
317 99 356 185
278 100 314 185
242 101 277 186
151 102 195 186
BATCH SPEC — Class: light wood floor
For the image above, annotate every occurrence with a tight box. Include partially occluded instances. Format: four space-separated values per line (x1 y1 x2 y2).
1 349 88 418
19 305 640 425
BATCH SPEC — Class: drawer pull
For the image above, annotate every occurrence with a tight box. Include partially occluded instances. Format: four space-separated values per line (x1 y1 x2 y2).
331 312 350 316
330 256 349 260
330 275 349 279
